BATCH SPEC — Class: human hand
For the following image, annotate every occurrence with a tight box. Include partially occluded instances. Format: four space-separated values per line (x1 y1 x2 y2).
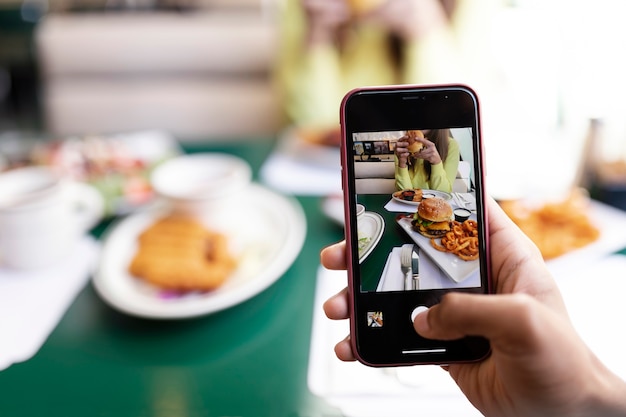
413 136 442 164
394 136 410 168
364 0 449 40
321 198 626 417
301 0 351 46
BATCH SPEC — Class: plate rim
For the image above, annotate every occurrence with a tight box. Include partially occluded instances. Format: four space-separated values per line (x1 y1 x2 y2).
358 211 385 263
92 183 306 319
391 189 452 206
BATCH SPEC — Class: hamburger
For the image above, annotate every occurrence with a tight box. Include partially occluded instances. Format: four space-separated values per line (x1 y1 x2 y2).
347 0 385 15
406 130 424 154
408 141 424 154
412 197 453 238
407 130 424 140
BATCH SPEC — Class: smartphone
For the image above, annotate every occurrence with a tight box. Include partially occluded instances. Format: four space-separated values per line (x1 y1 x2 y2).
340 84 491 366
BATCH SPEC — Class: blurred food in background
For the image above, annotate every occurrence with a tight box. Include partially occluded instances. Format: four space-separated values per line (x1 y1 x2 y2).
129 214 237 293
499 190 600 260
297 126 341 148
0 130 181 215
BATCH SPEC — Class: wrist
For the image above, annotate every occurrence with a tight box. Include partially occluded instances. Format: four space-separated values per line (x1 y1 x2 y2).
580 357 626 417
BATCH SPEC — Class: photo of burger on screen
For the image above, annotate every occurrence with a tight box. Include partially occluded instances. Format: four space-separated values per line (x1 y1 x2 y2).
411 197 453 238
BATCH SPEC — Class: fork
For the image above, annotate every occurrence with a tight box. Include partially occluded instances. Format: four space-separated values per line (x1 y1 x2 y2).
400 243 413 290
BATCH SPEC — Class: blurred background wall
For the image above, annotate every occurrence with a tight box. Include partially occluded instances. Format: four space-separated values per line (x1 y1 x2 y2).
1 0 280 140
1 0 626 169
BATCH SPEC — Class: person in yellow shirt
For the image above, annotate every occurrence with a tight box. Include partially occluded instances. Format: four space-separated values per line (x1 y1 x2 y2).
275 0 502 130
394 128 459 192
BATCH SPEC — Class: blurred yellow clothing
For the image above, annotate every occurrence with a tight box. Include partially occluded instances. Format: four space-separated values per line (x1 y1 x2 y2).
395 137 460 192
275 0 503 129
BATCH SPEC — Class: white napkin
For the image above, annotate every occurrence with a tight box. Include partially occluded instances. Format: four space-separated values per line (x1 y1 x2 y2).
377 248 406 291
259 129 341 196
0 235 100 371
260 152 341 196
453 192 477 211
384 199 418 213
308 266 481 417
378 246 476 291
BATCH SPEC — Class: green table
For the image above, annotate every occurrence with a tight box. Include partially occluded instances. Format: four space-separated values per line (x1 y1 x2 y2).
357 194 414 292
0 137 345 417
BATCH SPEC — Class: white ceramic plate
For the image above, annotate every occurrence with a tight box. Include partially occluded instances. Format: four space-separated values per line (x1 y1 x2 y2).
396 216 478 283
93 184 306 319
391 189 452 206
321 194 345 226
358 212 385 263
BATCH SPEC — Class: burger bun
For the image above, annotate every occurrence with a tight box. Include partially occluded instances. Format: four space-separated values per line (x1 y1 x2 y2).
408 142 424 154
347 0 385 15
412 197 453 238
407 130 425 140
418 197 453 222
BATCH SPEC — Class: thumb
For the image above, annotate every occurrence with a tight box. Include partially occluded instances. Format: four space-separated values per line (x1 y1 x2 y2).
414 292 548 350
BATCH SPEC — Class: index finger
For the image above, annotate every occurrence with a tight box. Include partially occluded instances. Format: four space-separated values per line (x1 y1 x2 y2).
320 240 348 270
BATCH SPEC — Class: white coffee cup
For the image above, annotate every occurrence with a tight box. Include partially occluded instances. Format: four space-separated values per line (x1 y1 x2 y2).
150 153 252 219
0 166 104 269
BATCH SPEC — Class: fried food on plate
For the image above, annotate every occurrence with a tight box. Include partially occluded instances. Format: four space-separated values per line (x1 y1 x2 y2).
394 188 423 202
499 191 600 260
129 216 236 291
430 219 480 261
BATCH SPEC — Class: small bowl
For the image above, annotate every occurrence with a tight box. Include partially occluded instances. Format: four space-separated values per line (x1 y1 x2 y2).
400 190 415 201
454 208 471 222
151 153 251 216
356 203 365 217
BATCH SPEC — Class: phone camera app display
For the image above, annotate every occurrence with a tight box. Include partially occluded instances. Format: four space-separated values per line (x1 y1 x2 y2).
367 311 384 327
352 128 482 293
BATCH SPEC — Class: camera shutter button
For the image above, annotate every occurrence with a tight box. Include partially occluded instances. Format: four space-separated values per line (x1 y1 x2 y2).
410 306 429 322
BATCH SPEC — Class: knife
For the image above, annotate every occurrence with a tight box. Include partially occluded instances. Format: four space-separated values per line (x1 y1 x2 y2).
411 245 420 290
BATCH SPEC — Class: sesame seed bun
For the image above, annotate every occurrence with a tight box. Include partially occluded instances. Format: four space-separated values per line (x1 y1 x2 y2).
418 197 453 223
408 142 424 154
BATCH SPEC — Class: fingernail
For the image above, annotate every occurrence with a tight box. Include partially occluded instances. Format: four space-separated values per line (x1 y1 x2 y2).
412 307 430 334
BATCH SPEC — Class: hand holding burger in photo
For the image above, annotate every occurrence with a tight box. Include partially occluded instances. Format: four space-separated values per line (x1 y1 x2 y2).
406 130 425 154
395 129 427 168
347 0 386 16
412 196 453 238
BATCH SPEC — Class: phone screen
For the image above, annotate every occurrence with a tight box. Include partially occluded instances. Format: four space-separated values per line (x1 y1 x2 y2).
340 85 491 366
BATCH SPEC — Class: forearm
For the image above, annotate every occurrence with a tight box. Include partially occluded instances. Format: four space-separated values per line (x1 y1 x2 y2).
578 356 626 417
